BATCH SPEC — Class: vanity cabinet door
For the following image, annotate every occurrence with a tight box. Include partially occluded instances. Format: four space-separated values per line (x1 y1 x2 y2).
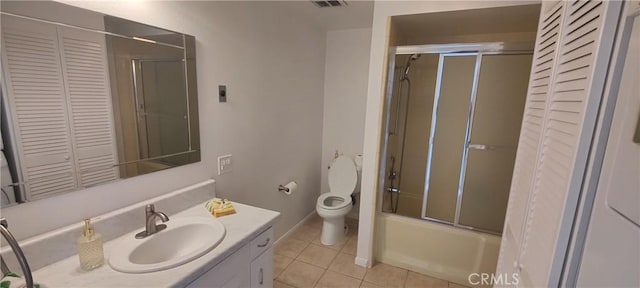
250 247 273 288
186 245 250 288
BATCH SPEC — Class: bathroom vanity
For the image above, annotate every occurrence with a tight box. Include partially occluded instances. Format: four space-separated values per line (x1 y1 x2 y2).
1 181 279 288
31 201 277 287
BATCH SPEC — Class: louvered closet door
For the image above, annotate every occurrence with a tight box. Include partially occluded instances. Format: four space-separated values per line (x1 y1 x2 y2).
517 0 621 286
1 16 77 200
496 0 565 278
58 27 119 188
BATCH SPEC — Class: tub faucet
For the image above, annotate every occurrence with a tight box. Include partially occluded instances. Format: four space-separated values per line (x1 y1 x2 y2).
135 204 169 239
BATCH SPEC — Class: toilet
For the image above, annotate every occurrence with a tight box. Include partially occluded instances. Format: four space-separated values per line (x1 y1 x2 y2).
316 155 358 245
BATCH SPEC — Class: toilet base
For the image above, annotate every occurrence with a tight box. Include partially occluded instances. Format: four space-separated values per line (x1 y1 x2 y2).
321 217 347 246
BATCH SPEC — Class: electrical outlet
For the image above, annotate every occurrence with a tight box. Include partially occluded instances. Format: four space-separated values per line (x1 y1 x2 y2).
217 154 233 175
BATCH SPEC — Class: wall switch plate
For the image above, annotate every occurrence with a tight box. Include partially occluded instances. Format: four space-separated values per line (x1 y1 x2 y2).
218 85 227 103
217 154 232 175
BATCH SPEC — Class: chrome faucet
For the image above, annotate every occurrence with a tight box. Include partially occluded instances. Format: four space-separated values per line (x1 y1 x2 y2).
0 218 33 288
135 204 169 239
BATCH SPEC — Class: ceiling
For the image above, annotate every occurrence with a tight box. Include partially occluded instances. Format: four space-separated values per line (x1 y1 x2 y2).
393 4 541 39
277 0 374 31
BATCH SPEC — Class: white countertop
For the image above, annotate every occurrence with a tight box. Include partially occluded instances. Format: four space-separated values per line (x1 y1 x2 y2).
31 201 279 288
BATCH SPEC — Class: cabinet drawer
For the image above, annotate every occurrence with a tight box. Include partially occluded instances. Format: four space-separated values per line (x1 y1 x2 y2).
250 247 273 288
250 227 273 260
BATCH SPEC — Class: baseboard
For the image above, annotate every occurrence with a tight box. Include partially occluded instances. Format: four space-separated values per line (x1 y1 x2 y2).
355 256 370 268
274 209 317 246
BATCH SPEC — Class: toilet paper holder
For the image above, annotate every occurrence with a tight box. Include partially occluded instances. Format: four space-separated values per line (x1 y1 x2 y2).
278 184 290 193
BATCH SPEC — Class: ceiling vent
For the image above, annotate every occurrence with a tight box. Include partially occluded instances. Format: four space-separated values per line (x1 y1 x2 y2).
311 0 347 8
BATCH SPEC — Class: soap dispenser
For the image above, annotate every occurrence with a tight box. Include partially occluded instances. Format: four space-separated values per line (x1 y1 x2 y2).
77 219 104 271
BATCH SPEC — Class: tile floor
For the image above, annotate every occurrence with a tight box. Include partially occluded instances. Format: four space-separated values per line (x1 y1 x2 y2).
274 214 468 288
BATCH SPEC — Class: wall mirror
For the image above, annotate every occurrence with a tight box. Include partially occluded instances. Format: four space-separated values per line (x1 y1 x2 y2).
0 1 200 207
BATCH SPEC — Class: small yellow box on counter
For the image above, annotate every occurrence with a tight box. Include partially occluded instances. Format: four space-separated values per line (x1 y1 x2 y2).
205 198 236 217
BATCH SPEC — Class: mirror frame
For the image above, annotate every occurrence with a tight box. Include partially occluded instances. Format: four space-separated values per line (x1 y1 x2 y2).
0 1 200 206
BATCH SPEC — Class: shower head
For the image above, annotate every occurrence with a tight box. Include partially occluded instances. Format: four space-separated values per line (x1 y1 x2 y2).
401 53 421 80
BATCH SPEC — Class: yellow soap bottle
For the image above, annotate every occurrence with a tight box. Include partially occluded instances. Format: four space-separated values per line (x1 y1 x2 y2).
77 219 104 271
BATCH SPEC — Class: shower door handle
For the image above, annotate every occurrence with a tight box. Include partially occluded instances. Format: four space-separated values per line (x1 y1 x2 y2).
387 187 400 193
468 144 501 150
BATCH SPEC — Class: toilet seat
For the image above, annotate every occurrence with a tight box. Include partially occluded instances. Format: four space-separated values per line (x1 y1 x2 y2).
317 193 352 210
328 156 357 196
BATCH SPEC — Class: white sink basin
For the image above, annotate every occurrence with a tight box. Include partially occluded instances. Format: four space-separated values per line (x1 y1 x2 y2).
108 216 226 273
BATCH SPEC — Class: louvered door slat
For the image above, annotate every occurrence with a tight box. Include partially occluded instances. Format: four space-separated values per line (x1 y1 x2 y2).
496 2 565 279
58 27 119 188
517 0 622 285
1 15 77 200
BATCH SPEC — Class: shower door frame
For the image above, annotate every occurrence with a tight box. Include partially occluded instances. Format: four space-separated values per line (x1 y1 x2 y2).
131 58 191 161
421 52 484 229
384 43 533 236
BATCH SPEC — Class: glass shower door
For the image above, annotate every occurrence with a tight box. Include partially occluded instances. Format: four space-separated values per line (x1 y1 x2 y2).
382 47 534 235
382 54 439 218
457 54 533 233
423 55 477 223
134 59 190 165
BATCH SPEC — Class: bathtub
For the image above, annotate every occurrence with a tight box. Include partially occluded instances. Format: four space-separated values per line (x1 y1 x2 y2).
374 213 501 286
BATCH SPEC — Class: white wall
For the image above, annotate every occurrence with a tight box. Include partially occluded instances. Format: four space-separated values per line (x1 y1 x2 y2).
320 28 372 219
576 10 640 285
2 1 326 241
357 0 540 267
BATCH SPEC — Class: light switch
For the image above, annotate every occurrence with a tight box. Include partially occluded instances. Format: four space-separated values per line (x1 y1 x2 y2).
217 154 233 175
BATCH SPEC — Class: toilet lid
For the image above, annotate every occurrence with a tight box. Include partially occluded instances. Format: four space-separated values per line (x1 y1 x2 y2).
328 156 357 196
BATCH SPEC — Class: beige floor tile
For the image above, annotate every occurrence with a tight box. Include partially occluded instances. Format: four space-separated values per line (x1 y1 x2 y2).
275 280 296 288
278 260 325 288
360 282 384 288
291 222 323 242
404 271 448 288
328 253 367 280
341 237 358 255
312 234 348 251
315 270 362 288
296 243 339 268
276 237 309 258
306 214 324 229
274 254 295 279
363 263 408 288
448 282 469 288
